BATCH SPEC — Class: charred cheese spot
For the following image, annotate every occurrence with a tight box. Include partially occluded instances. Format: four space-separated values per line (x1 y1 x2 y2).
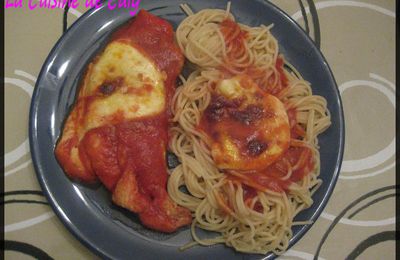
82 41 165 130
200 75 290 171
99 84 116 95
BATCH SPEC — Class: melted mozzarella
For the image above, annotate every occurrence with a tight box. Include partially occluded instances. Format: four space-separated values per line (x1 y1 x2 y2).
82 41 165 130
209 75 290 171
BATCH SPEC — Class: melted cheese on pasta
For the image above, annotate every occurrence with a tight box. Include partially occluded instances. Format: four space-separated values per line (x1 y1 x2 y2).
206 75 290 171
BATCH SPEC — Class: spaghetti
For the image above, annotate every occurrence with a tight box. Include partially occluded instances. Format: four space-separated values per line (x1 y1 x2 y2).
168 4 331 255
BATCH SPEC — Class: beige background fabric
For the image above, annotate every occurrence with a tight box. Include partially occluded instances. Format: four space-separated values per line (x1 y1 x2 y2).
4 0 396 259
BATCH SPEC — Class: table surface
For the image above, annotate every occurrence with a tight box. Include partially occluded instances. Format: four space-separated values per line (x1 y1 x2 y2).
4 0 396 259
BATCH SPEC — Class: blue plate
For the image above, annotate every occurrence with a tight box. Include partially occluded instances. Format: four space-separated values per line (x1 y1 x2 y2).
29 0 344 259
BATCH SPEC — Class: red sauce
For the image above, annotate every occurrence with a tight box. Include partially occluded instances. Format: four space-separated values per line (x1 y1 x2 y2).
198 93 268 159
82 125 120 190
56 134 97 183
213 18 313 200
116 114 169 194
108 10 190 232
218 19 289 95
275 55 288 89
219 19 248 65
112 10 184 111
227 145 315 196
243 184 258 201
223 100 312 196
55 10 191 232
287 108 306 139
74 9 183 192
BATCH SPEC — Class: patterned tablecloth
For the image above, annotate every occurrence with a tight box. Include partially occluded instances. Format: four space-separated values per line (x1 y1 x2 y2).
4 0 396 259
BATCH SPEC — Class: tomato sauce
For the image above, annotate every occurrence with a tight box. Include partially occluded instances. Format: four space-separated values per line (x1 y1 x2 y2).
227 145 315 198
107 11 190 232
56 10 191 232
287 108 306 139
214 18 313 199
198 93 268 158
219 19 289 95
112 10 184 110
219 19 248 64
78 9 184 192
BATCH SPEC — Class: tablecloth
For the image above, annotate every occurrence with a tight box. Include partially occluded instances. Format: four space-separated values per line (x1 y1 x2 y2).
4 0 396 259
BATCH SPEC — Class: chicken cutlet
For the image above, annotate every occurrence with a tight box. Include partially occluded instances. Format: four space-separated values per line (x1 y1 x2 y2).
55 10 192 233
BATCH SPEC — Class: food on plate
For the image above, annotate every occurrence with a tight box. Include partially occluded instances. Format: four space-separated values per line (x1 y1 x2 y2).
55 2 331 255
167 3 331 254
55 10 191 233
